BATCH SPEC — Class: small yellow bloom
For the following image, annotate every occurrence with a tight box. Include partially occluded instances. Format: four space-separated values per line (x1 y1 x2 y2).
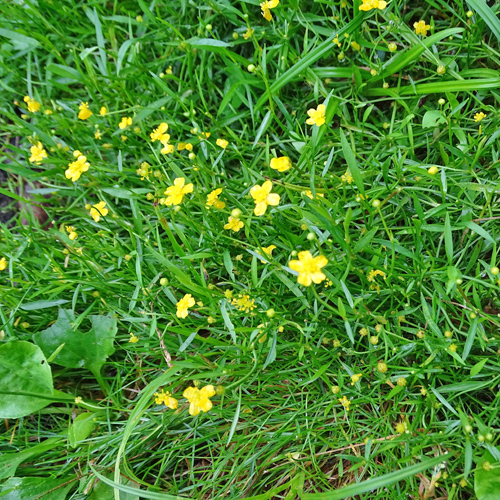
262 245 276 256
129 333 139 343
216 138 229 149
367 269 386 282
341 171 353 184
44 109 53 115
151 123 170 144
351 41 361 51
94 130 102 140
89 201 108 222
289 250 328 286
414 20 430 36
396 422 407 434
183 385 215 416
164 178 193 206
306 103 326 127
66 155 90 182
388 42 397 52
121 135 127 142
119 116 132 129
0 257 7 271
351 373 362 385
338 396 351 410
474 112 486 122
397 377 407 387
78 102 92 120
206 188 226 209
136 162 150 180
303 190 324 199
224 216 244 232
270 156 291 172
161 144 175 154
165 66 173 75
176 293 195 318
359 0 386 10
24 95 41 113
250 181 280 216
29 142 48 164
198 131 211 140
436 65 446 75
428 166 439 175
260 0 279 21
243 27 254 39
449 343 457 352
359 327 368 336
154 389 178 409
100 106 107 116
231 294 256 313
68 231 78 241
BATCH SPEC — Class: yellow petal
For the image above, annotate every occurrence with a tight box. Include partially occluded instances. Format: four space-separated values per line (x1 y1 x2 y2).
266 193 280 206
254 202 267 216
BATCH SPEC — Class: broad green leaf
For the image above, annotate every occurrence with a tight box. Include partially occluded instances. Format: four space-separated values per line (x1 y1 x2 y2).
422 110 447 128
34 309 118 374
470 358 488 376
68 412 99 447
19 299 69 310
475 451 500 500
0 475 76 500
0 341 54 418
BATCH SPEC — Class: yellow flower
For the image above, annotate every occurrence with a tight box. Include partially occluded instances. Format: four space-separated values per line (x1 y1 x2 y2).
261 0 279 21
136 162 150 180
270 156 291 172
154 389 178 409
165 66 173 75
183 385 215 416
100 106 107 116
306 104 326 127
164 177 193 206
66 155 90 182
262 245 276 255
78 102 92 120
89 201 108 222
121 135 127 142
177 142 193 151
396 421 407 434
359 0 386 10
94 130 102 140
24 96 41 113
338 396 351 410
161 144 175 154
367 269 386 282
289 250 328 286
474 112 486 122
0 257 7 271
231 294 256 313
44 109 53 115
129 333 139 343
176 293 195 318
224 216 244 232
359 327 368 336
351 41 361 51
341 171 353 184
151 123 170 144
216 138 229 149
351 373 362 385
29 142 48 164
198 132 211 140
243 27 254 39
303 190 324 199
119 116 132 129
249 181 280 216
414 20 430 36
206 188 226 209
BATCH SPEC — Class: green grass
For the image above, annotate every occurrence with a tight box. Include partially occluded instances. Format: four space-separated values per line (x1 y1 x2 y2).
1 0 500 499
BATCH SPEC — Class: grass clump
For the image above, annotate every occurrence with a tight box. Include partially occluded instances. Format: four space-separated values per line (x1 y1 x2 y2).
1 0 500 498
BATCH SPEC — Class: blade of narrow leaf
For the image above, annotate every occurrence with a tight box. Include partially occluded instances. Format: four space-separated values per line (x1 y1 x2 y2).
340 129 364 195
302 453 450 500
252 110 272 148
467 0 500 43
444 213 453 264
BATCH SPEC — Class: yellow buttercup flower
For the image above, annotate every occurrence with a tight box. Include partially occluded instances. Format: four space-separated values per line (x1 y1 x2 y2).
0 257 7 271
66 155 89 182
414 20 430 36
270 156 291 172
183 385 215 416
198 132 211 140
339 396 351 410
289 250 328 286
161 144 175 154
164 177 193 206
151 123 170 144
89 201 108 222
119 116 132 129
341 171 353 184
262 245 276 255
306 104 326 127
176 293 195 318
224 216 244 232
231 294 256 313
129 333 139 343
359 0 386 10
249 181 280 216
29 142 48 164
24 95 41 113
261 0 279 21
94 130 102 140
136 162 150 180
154 389 178 409
100 106 107 116
367 269 386 282
243 27 254 39
216 138 229 149
303 190 324 199
351 41 361 51
351 373 362 385
78 102 92 120
474 112 486 122
206 188 226 209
